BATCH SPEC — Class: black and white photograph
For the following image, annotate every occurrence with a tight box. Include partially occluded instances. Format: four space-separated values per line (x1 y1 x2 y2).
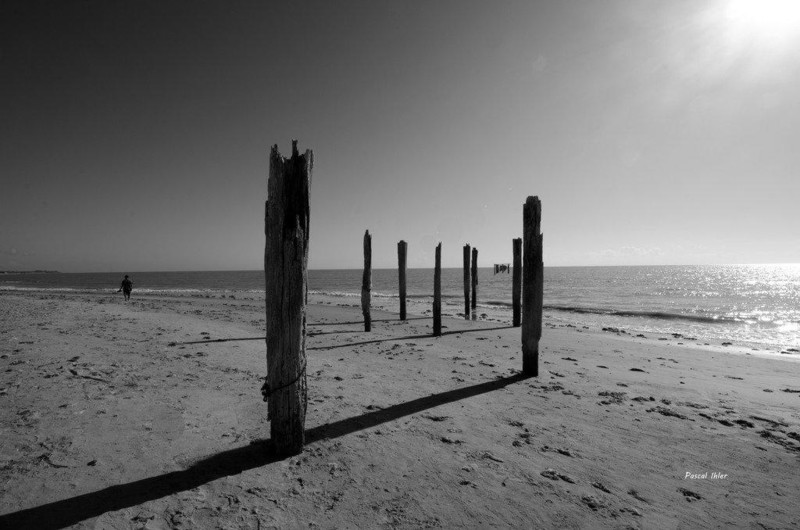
1 1 799 528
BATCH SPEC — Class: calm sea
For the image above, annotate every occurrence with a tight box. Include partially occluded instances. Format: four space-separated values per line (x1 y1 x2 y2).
2 265 798 352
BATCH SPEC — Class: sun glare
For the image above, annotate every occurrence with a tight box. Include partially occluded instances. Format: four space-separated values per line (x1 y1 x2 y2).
724 0 800 46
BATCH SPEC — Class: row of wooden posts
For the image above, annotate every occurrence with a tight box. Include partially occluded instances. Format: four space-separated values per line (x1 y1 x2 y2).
361 236 485 332
359 236 538 334
264 142 543 455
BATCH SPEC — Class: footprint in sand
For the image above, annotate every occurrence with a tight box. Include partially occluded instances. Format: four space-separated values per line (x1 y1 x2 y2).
540 468 575 483
627 489 650 504
598 391 627 405
581 495 604 511
592 481 611 493
645 406 691 420
422 414 450 422
541 445 576 458
678 488 703 502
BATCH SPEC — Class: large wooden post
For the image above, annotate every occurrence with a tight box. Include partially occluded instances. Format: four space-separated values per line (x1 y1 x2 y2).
463 244 471 319
471 247 478 311
512 238 522 327
264 140 311 456
362 230 372 332
522 196 543 376
433 242 442 336
398 240 407 320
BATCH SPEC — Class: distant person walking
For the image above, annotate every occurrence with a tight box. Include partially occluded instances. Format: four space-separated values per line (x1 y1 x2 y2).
118 275 133 301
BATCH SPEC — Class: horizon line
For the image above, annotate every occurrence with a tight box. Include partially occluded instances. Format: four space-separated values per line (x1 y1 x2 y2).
5 262 800 275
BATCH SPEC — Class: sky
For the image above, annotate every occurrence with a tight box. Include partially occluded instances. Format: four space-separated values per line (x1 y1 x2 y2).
2 0 799 272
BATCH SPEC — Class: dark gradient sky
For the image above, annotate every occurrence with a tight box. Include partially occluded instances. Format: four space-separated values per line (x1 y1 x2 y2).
2 1 799 272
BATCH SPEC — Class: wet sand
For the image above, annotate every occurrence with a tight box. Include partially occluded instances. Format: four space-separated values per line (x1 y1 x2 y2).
1 290 799 529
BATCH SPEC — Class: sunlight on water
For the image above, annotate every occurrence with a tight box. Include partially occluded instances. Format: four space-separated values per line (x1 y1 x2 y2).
2 265 799 353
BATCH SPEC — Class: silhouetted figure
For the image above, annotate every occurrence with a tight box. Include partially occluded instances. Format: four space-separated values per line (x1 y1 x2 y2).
118 275 133 301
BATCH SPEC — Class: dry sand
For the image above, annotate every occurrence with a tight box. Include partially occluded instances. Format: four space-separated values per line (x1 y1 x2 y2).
1 290 799 529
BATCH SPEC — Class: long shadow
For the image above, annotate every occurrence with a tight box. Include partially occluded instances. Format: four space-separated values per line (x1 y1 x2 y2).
0 373 529 529
441 325 514 337
176 336 266 345
170 317 432 345
305 372 528 442
170 319 502 346
308 325 515 351
308 330 363 337
310 317 428 326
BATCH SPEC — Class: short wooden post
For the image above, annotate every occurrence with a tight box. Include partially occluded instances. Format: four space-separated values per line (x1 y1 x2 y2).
398 240 407 320
362 230 372 332
471 247 478 311
433 242 442 336
264 140 311 456
463 244 471 319
512 238 522 327
522 196 543 376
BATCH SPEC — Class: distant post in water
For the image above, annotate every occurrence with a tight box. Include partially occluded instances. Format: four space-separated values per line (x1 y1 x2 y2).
471 247 478 312
512 238 522 327
463 244 471 319
362 230 372 332
522 196 543 376
264 140 311 456
433 242 442 336
398 240 407 320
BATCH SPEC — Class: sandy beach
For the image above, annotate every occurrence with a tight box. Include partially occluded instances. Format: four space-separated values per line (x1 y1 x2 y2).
1 289 799 529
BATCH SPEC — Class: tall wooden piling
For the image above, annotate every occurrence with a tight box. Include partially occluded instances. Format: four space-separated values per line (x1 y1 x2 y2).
512 238 522 327
398 240 407 320
522 196 543 376
362 230 372 332
434 242 442 336
264 140 311 455
471 247 478 311
463 244 471 319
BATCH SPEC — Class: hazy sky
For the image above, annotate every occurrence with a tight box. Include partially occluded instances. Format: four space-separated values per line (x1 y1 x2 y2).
2 0 799 272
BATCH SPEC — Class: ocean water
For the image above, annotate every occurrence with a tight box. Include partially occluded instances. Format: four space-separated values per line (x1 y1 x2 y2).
2 265 798 352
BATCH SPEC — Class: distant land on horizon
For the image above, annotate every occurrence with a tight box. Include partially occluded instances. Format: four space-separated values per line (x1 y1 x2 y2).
0 270 60 274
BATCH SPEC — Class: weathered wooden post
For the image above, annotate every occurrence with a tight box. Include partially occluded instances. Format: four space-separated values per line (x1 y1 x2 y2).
513 238 522 327
463 244 471 319
362 230 372 332
522 196 543 376
264 140 311 456
471 247 478 312
398 240 407 320
433 242 442 336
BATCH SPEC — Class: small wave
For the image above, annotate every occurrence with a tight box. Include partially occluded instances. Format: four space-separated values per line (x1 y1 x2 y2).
543 305 749 325
407 293 462 300
308 290 360 298
0 286 249 295
481 300 514 308
309 290 402 299
0 286 86 292
310 292 465 300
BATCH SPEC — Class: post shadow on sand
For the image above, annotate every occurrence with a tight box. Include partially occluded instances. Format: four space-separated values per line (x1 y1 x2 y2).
309 316 429 326
0 373 529 530
171 323 513 348
308 325 515 351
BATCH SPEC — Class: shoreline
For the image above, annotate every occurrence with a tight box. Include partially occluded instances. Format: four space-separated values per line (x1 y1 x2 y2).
1 290 799 528
2 287 798 360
